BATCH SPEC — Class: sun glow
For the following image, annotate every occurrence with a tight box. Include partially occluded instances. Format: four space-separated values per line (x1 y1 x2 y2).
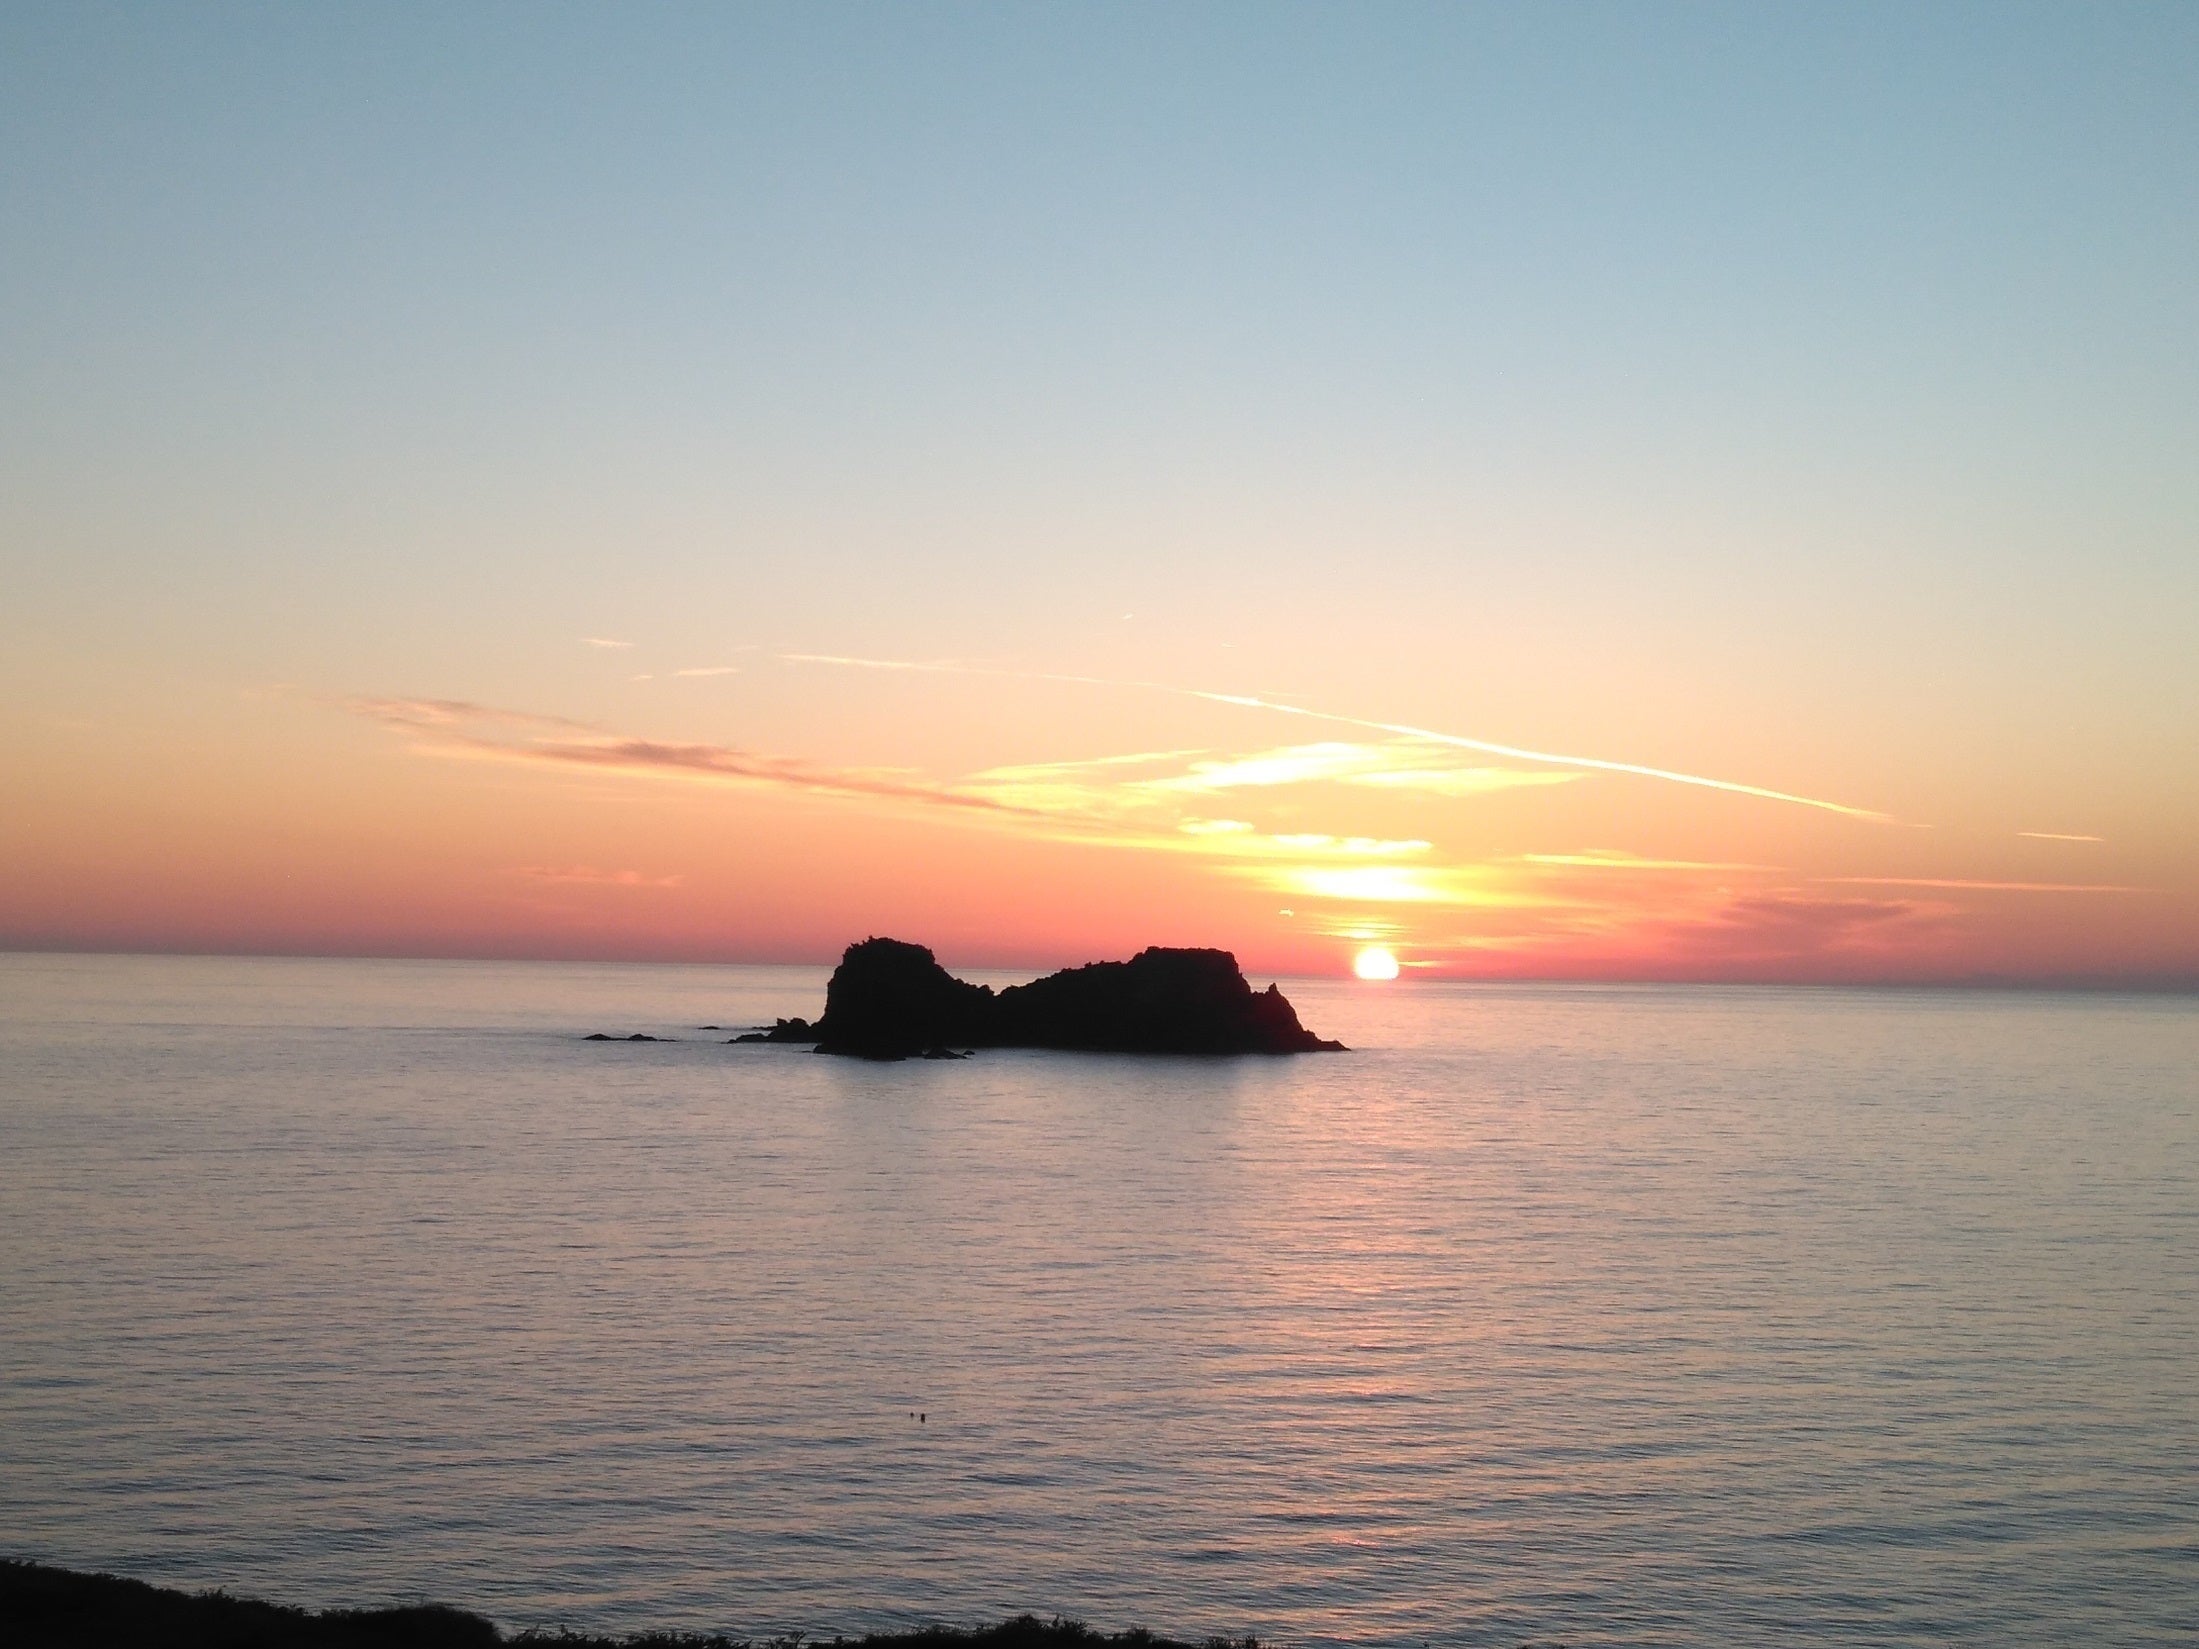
1353 946 1401 981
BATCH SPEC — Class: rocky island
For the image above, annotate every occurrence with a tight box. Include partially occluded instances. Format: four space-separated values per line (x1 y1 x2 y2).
735 937 1345 1060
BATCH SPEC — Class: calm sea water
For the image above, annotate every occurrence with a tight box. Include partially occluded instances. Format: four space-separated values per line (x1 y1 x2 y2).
1 954 2193 1646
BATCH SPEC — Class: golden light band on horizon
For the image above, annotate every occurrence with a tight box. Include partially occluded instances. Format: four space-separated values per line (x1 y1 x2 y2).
240 657 2179 985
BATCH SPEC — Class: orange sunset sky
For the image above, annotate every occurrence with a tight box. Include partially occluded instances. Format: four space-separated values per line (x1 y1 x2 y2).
3 5 2194 985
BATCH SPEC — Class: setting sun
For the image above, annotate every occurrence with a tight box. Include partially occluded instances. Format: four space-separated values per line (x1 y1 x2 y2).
1353 946 1400 981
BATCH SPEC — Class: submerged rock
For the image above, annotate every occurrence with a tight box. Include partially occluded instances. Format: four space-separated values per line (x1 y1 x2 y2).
798 936 1344 1060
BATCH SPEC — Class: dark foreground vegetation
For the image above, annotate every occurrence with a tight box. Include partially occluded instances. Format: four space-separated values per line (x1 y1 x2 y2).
0 1560 1257 1649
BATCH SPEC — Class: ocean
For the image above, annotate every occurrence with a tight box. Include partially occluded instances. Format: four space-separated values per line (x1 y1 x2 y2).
1 952 2192 1646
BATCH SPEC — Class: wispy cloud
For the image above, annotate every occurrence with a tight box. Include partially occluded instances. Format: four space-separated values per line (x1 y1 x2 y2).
1127 738 1575 798
674 666 742 678
1664 892 1944 959
1035 746 1214 770
970 739 1582 816
1522 850 1772 871
1140 742 1385 793
350 698 1464 884
345 693 1606 914
346 696 1038 819
493 737 1028 815
1162 829 1438 863
348 697 595 735
337 680 2014 976
2017 831 2105 843
1404 888 1952 972
583 637 633 649
1351 767 1582 796
1270 834 1432 855
777 653 1893 821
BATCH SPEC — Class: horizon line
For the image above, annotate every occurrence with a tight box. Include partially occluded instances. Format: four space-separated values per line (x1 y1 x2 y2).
4 941 2193 996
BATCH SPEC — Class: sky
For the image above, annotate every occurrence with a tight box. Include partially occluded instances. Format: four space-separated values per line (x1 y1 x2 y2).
2 1 2194 983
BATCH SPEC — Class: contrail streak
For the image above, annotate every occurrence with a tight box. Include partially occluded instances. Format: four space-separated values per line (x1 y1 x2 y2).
777 654 1896 823
1180 690 1893 821
1825 877 2141 893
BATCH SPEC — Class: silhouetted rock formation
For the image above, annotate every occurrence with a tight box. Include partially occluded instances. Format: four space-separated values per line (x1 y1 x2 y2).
730 1017 819 1044
815 938 996 1057
803 937 1344 1060
583 1032 664 1042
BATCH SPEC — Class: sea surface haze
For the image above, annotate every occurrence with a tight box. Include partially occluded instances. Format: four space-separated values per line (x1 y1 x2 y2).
1 954 2193 1647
